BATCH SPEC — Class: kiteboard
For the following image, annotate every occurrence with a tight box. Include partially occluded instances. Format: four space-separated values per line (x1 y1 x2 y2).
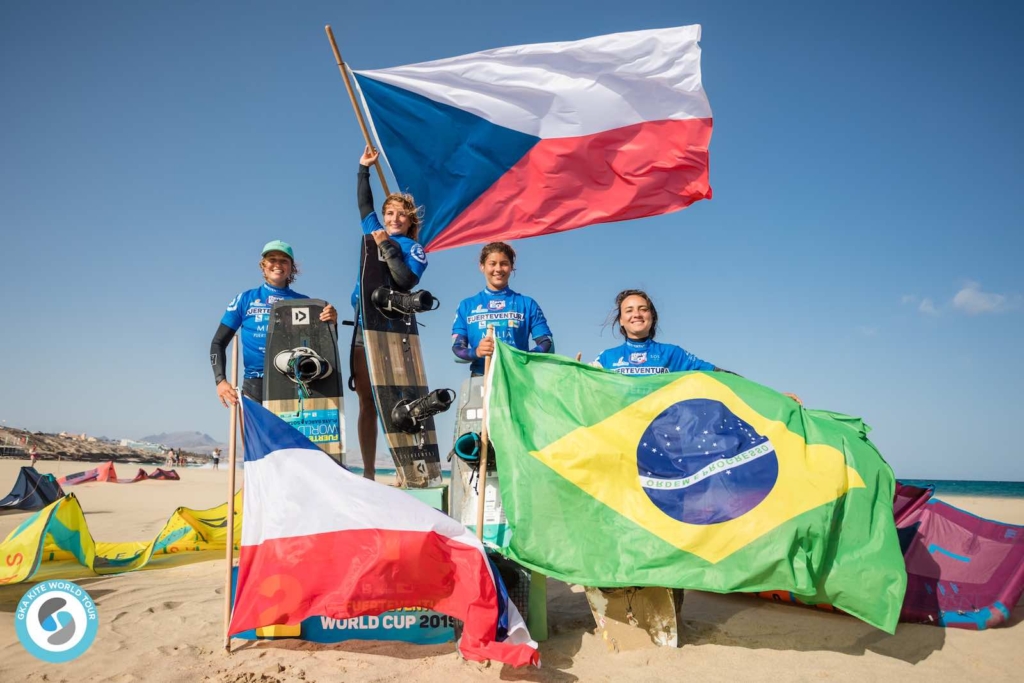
357 234 448 488
263 298 344 463
448 376 510 545
585 586 684 652
448 375 545 637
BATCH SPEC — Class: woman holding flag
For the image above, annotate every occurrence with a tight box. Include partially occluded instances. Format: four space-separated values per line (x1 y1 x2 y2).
451 242 554 376
594 289 717 375
350 146 429 479
595 289 801 403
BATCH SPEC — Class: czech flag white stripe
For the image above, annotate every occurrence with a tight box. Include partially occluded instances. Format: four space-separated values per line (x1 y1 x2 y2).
355 25 711 139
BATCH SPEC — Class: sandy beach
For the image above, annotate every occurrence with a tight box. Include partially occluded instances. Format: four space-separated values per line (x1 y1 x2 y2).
0 459 1021 682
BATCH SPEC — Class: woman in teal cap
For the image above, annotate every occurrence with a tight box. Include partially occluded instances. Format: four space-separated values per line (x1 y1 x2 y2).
210 240 337 405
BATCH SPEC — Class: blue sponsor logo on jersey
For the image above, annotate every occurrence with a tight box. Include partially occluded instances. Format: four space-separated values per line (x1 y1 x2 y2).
616 366 669 375
467 311 526 325
629 352 648 365
410 244 427 264
488 300 506 311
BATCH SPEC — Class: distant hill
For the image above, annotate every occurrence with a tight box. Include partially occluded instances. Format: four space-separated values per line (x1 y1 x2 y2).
140 431 225 452
0 426 169 463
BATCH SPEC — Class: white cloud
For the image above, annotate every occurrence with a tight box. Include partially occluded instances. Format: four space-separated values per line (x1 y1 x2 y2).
919 298 938 315
857 326 878 337
901 294 918 305
951 281 1011 315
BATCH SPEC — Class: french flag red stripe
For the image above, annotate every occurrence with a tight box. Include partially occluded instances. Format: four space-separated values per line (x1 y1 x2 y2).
228 397 538 667
231 529 536 667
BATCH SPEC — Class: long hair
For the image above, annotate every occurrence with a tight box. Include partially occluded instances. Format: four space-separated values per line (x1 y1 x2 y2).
606 289 658 340
382 193 423 243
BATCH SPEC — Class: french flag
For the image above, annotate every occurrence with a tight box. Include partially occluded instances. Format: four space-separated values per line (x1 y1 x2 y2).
228 398 538 667
351 25 713 252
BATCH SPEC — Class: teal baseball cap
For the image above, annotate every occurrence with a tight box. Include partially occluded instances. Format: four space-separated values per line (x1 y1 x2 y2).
261 240 294 260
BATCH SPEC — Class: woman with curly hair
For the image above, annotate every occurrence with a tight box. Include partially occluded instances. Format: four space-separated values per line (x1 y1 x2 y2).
350 146 429 479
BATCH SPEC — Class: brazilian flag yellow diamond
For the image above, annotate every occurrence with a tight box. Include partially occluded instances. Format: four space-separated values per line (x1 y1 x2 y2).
527 372 864 564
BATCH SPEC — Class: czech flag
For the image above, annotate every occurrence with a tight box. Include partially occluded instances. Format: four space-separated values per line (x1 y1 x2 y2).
228 397 539 667
351 25 713 252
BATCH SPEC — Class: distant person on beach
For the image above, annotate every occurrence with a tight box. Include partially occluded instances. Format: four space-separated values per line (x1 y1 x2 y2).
29 446 38 466
594 289 802 400
210 240 338 405
212 448 221 471
351 146 428 481
451 241 553 377
165 449 175 468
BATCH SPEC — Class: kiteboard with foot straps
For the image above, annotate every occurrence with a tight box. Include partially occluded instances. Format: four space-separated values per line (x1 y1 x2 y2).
263 299 345 463
357 234 449 488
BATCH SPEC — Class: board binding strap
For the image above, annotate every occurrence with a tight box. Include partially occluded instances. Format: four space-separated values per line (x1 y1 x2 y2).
358 234 450 488
263 298 345 463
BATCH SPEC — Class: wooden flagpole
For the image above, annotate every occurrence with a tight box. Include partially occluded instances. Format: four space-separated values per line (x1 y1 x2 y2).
223 335 240 653
474 326 495 541
325 25 391 195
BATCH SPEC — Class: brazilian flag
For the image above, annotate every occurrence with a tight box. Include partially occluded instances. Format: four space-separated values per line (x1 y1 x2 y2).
487 342 907 633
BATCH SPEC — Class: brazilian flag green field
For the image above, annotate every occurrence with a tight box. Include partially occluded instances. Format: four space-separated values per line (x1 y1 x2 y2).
487 342 907 633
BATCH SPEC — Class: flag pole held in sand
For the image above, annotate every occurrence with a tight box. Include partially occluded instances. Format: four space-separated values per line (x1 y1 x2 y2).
475 326 495 541
223 335 240 653
325 25 390 194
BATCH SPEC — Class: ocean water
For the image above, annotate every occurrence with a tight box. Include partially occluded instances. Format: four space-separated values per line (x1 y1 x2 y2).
347 466 452 480
342 472 1022 497
222 458 1021 497
899 479 1024 498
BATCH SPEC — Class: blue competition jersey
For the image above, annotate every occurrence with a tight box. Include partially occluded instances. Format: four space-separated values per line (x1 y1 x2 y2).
595 338 715 376
220 283 309 379
452 287 553 375
350 213 428 309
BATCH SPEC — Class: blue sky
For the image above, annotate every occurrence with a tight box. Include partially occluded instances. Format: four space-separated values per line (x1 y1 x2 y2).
1 1 1020 480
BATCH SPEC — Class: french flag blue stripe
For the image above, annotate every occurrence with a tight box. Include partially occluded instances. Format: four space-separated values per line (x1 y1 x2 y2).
241 397 319 462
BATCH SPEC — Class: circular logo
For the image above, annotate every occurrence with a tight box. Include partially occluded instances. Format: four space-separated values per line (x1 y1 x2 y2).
637 398 778 525
15 580 98 662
